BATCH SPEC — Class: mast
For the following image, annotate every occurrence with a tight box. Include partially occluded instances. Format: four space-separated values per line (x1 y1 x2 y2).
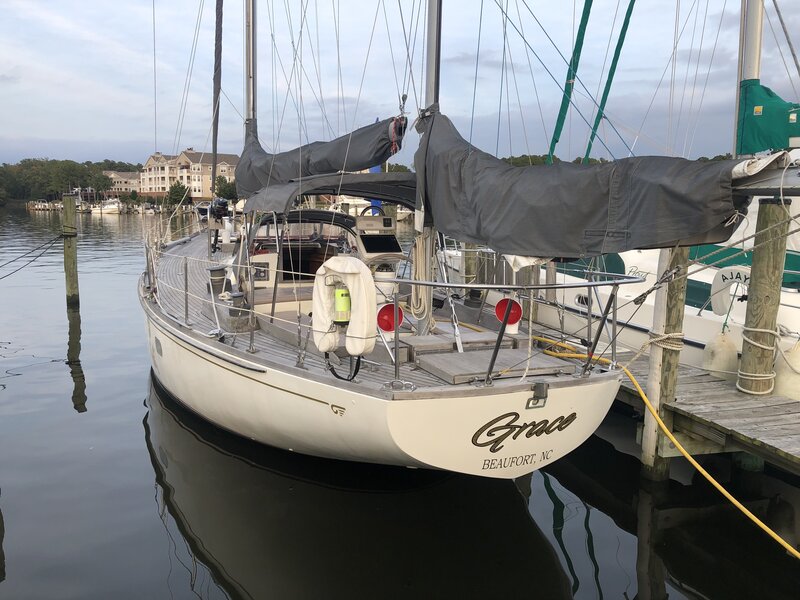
733 0 764 156
412 0 443 337
424 0 442 107
245 0 257 122
210 0 223 197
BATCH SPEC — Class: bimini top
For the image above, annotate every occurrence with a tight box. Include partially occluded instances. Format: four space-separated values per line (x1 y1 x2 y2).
243 172 417 214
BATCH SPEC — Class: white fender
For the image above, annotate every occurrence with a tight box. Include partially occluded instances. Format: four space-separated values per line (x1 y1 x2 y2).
312 256 377 356
710 266 751 316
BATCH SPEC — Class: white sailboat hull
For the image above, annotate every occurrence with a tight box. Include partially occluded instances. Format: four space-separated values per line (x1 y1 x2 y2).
142 290 621 479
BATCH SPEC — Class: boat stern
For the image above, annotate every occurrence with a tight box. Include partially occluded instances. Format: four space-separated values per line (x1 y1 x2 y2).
385 372 621 478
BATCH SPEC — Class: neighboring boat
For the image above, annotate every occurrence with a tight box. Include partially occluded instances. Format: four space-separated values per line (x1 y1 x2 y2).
90 199 122 215
529 1 800 369
193 200 210 221
144 376 573 598
139 1 793 478
532 241 800 368
328 195 413 221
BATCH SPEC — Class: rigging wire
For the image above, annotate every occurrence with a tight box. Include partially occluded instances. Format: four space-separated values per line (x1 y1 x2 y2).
504 14 515 159
514 0 633 157
771 0 800 86
505 11 535 161
172 0 206 155
583 0 622 154
396 0 423 111
313 0 328 139
627 0 705 156
333 0 345 133
512 0 549 146
381 0 404 106
680 0 711 158
495 0 509 156
686 0 728 157
764 4 799 100
583 0 636 163
468 0 486 146
667 0 680 155
673 0 700 155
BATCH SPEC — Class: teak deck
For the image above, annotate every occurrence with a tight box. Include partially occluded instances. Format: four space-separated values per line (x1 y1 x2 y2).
615 352 800 475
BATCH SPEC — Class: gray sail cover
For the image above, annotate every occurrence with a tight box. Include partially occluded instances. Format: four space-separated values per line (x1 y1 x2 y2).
237 116 407 198
415 112 746 259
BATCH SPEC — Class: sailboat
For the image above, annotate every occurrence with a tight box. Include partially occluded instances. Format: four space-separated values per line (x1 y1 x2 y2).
529 1 800 370
139 0 794 479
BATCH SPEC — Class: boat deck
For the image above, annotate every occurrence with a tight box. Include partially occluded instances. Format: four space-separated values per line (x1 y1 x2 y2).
615 353 800 475
150 234 591 396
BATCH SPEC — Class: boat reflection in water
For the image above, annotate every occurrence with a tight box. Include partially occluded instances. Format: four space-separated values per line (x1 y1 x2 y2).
144 376 571 599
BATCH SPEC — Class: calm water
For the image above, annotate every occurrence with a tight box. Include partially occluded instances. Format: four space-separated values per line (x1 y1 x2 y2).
0 204 799 599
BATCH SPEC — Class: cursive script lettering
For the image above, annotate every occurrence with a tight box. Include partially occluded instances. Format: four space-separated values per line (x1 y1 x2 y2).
472 412 578 453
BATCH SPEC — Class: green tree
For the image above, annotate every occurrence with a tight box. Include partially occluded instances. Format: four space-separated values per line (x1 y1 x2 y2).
214 176 238 200
387 162 411 173
129 190 139 203
90 173 113 195
503 154 554 166
166 181 189 205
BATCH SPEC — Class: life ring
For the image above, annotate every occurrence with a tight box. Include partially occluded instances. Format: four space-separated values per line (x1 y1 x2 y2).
312 256 377 356
710 266 751 316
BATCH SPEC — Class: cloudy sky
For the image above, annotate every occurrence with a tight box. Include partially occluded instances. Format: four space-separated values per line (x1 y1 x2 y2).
1 0 798 166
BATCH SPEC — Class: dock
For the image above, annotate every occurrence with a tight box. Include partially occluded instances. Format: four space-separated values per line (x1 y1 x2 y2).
614 352 800 476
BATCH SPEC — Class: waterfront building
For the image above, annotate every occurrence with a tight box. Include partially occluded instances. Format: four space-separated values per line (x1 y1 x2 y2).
139 149 238 200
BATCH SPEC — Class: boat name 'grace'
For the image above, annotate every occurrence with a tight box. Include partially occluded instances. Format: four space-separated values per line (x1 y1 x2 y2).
471 412 578 453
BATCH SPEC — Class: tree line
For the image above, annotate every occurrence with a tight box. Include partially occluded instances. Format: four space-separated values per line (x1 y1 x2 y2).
0 158 142 202
0 154 733 205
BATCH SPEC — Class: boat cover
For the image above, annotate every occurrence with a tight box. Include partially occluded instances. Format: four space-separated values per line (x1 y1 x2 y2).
236 117 407 199
243 172 417 214
414 110 750 259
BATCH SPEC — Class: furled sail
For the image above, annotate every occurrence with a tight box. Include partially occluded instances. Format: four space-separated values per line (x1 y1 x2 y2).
237 117 407 198
414 110 751 259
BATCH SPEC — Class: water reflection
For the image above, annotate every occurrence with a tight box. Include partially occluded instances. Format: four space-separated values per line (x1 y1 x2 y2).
543 432 800 599
0 491 5 584
66 306 87 412
144 376 572 599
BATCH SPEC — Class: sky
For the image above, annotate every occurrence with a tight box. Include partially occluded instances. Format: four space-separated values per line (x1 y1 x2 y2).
1 0 799 167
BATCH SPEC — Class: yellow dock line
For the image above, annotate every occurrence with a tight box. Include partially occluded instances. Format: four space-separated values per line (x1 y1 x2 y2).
539 339 800 560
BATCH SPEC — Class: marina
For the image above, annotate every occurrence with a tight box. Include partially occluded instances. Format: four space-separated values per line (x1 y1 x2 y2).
1 207 798 598
3 0 800 596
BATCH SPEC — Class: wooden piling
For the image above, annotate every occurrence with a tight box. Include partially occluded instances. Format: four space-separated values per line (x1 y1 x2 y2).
62 194 80 308
641 247 689 481
737 198 790 394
